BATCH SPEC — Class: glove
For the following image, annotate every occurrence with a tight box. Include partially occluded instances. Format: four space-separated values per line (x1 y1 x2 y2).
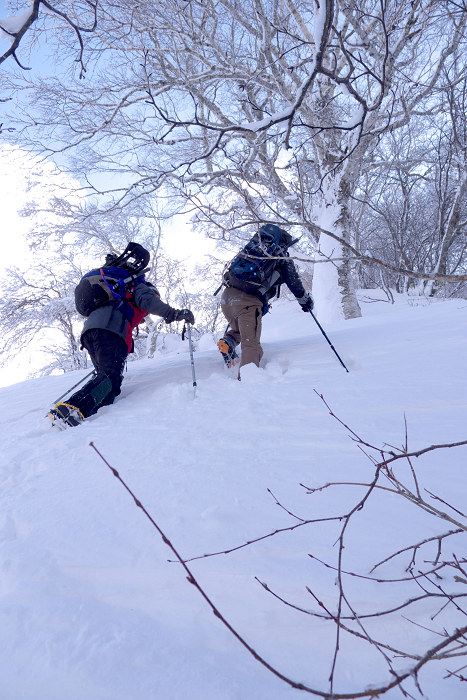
177 308 195 325
164 308 195 325
298 294 314 313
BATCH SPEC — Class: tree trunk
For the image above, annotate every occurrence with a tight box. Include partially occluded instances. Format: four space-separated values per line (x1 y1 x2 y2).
312 178 362 322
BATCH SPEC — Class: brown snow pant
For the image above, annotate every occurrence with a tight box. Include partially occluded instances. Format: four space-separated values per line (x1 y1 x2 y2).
220 286 264 368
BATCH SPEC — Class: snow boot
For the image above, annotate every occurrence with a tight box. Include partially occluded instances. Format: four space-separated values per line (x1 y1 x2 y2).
48 402 85 430
217 334 239 368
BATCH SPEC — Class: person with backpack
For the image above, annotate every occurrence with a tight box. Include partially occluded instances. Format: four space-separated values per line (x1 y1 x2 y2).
216 224 313 374
48 242 195 429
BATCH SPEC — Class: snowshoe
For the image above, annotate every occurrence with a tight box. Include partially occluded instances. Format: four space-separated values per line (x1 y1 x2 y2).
48 402 85 430
217 335 239 368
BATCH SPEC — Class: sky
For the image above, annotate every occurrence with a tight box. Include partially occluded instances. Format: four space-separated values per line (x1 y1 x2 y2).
0 291 465 699
0 147 33 263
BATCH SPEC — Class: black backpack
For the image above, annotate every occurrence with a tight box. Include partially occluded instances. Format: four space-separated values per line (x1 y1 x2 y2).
222 224 295 297
74 242 150 317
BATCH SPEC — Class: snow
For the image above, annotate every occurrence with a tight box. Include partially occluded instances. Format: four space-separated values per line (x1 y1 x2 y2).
313 0 328 50
0 292 466 699
0 7 33 43
238 107 294 133
339 104 364 130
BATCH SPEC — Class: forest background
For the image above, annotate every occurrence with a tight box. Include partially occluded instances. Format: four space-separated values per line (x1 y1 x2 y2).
0 0 466 380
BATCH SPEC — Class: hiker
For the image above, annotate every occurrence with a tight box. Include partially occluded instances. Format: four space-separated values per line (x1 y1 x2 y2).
49 242 195 428
217 224 313 373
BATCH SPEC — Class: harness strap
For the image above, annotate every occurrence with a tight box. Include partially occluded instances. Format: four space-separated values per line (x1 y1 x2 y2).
100 268 125 300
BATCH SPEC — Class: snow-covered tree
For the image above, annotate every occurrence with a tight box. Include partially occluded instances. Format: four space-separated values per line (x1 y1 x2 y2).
0 1 97 74
356 71 467 297
0 160 224 375
0 253 87 374
7 0 465 320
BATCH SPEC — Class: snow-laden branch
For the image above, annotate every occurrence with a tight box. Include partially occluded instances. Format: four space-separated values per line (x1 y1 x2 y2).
0 0 97 75
0 1 39 68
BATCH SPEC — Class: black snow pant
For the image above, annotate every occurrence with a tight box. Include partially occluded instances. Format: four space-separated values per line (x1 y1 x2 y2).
67 329 128 418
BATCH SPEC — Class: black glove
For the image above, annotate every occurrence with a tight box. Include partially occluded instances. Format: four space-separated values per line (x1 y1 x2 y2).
164 308 195 324
177 308 195 325
298 294 314 313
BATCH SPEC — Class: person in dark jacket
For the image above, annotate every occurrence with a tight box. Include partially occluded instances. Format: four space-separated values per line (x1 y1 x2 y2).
49 243 194 427
217 225 313 374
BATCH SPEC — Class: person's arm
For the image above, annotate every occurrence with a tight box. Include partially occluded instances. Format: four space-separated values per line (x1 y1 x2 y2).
134 283 195 324
282 259 314 311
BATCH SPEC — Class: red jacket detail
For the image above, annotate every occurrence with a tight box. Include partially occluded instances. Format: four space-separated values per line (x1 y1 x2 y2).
125 301 149 353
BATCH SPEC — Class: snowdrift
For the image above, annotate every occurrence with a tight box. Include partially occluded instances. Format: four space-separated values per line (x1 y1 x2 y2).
0 293 466 699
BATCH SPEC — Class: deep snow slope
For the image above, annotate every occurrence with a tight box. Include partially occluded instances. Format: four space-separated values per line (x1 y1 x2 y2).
0 293 466 700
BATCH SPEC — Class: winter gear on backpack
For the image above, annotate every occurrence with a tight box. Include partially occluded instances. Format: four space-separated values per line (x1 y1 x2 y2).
164 308 195 325
298 294 314 312
219 224 308 315
104 242 150 274
75 265 148 318
217 333 239 368
48 402 85 429
222 224 294 299
75 242 151 318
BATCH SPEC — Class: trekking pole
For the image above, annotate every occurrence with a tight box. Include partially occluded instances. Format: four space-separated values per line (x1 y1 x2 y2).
309 310 349 373
50 370 97 407
184 323 198 397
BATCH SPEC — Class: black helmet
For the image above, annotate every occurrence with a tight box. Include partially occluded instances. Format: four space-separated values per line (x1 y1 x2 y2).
104 242 150 273
259 223 294 248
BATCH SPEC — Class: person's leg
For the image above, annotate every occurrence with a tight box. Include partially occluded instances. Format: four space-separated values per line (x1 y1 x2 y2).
218 288 241 366
236 302 263 367
220 288 241 347
221 288 263 368
67 330 128 417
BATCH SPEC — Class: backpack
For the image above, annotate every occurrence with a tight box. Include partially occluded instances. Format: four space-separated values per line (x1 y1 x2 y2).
75 242 150 318
222 224 295 297
74 266 146 317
